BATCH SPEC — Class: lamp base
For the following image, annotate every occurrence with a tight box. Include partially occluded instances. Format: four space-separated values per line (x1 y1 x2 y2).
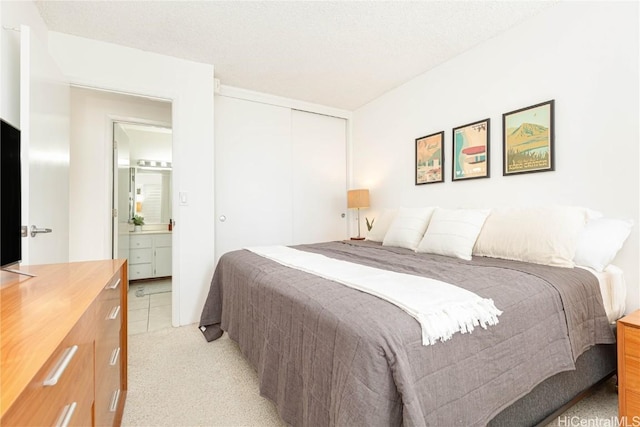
350 237 365 241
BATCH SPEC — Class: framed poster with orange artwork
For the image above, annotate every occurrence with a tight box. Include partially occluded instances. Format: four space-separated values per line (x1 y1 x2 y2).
415 131 444 185
503 100 555 175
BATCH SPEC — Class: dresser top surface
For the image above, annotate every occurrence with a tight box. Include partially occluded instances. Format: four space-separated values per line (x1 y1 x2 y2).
619 310 640 328
0 259 126 416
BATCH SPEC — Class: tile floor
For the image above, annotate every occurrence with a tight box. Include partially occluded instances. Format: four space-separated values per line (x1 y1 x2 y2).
127 278 172 335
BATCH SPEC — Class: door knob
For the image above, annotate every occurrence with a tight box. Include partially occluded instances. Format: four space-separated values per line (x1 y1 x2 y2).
341 213 346 218
31 225 53 237
219 215 226 222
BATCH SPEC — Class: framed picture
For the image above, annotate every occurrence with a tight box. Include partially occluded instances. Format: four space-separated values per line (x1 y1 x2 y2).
503 100 555 175
415 131 444 185
452 118 490 181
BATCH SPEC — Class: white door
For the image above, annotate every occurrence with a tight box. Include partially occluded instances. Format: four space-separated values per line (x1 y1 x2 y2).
291 110 347 244
214 96 293 262
20 26 70 265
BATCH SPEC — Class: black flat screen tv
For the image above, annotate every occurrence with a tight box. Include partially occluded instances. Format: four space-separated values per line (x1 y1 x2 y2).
1 118 22 268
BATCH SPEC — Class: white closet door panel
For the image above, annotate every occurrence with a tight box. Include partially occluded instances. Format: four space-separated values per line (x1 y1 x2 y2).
291 110 347 244
214 96 293 262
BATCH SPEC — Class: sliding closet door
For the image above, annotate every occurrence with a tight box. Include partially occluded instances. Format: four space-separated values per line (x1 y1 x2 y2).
291 110 347 244
214 96 293 262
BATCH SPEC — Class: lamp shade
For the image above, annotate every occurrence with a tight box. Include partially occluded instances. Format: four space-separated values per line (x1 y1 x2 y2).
347 189 370 209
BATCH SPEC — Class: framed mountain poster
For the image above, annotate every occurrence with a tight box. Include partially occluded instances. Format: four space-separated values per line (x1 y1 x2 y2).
503 100 555 175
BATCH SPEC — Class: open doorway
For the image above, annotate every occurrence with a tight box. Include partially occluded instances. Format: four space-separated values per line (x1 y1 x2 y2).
113 122 173 335
69 86 182 329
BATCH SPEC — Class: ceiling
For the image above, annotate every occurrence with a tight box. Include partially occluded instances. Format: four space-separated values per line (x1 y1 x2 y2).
35 1 558 111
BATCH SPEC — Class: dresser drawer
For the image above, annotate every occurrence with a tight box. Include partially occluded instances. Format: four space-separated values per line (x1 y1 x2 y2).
97 299 122 333
129 248 153 264
130 236 153 249
95 338 122 427
95 361 122 427
625 326 640 356
96 340 121 380
623 325 640 393
130 263 153 280
96 303 121 353
625 389 640 419
625 354 640 391
2 310 95 426
100 271 123 302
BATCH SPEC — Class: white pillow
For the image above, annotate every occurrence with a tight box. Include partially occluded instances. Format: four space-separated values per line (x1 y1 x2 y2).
382 207 436 250
473 206 590 268
365 209 398 242
573 218 633 271
416 208 490 260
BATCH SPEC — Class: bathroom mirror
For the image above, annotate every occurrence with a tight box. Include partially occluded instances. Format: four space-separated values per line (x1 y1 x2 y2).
130 167 172 224
115 122 173 227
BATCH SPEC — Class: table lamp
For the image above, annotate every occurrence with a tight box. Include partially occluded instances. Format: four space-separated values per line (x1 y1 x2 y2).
347 189 370 240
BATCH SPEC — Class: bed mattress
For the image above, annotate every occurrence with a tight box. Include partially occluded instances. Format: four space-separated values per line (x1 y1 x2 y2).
581 264 626 323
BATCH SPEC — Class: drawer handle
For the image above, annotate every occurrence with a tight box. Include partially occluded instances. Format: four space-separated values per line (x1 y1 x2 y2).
110 347 121 366
109 389 121 413
55 402 77 427
107 278 121 290
44 345 78 386
107 305 121 320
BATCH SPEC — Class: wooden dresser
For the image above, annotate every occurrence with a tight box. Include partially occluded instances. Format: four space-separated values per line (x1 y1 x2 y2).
618 310 640 422
0 260 128 427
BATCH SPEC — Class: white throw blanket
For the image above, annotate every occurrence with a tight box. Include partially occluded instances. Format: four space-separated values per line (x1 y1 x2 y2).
246 246 502 345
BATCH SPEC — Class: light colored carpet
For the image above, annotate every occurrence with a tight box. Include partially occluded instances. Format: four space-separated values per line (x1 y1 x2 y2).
122 324 285 427
544 376 618 426
122 324 618 426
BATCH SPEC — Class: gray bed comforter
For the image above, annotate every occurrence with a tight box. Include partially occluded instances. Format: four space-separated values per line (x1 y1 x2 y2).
199 240 614 426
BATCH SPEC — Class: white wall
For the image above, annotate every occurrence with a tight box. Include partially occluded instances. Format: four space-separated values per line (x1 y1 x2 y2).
50 32 214 326
353 2 640 311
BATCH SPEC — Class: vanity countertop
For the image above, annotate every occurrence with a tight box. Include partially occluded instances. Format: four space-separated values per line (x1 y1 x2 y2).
129 230 172 235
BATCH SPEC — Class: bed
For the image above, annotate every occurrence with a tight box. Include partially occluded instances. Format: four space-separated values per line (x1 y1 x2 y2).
199 206 629 426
